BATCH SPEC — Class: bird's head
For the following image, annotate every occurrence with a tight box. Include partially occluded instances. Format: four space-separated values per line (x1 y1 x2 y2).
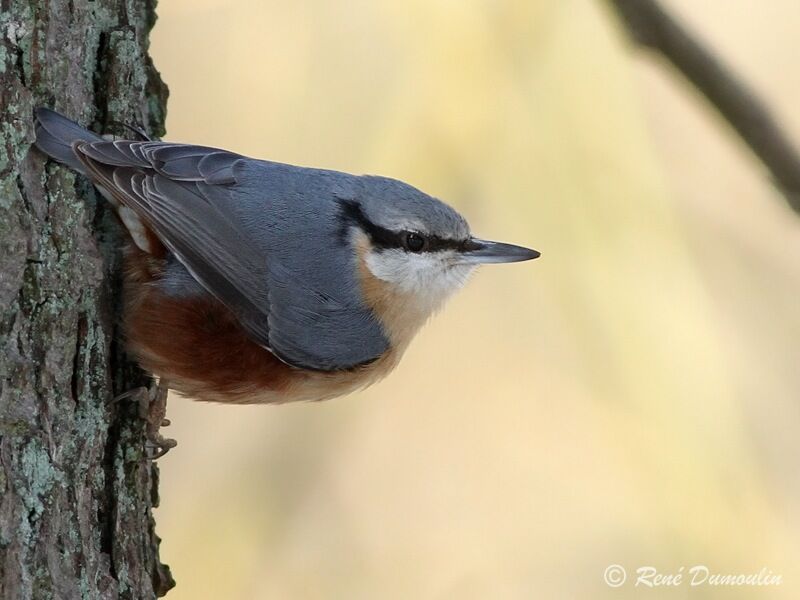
339 176 539 326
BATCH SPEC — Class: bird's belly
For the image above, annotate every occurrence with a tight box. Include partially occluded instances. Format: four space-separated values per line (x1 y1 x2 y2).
123 248 399 404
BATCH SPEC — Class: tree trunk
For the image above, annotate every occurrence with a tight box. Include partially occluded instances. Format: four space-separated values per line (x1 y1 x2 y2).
0 1 173 598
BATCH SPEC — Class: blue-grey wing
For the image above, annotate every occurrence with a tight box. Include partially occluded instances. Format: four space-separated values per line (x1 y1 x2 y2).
265 261 389 371
76 141 274 348
67 138 388 370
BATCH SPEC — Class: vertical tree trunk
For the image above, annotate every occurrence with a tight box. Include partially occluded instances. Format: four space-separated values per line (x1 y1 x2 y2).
0 0 173 598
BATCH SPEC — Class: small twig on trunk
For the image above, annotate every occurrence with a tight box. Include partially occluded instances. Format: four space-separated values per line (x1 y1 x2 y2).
604 0 800 215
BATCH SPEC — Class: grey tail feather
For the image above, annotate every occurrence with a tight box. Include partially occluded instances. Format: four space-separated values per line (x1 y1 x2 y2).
33 108 104 173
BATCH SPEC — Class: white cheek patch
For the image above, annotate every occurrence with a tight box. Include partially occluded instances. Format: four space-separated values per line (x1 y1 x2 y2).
365 250 434 293
365 249 476 313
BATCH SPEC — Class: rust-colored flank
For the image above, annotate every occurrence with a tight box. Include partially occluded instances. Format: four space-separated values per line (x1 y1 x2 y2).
123 245 295 403
121 241 403 404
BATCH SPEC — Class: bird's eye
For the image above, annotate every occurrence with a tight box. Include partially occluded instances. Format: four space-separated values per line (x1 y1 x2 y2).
403 232 426 252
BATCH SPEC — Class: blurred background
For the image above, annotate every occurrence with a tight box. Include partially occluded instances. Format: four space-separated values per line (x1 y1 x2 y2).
150 0 800 598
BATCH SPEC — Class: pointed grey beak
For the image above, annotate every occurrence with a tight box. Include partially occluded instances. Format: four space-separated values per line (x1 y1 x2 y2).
459 238 541 264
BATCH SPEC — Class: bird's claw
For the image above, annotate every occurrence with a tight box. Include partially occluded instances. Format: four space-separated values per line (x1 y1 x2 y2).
113 382 177 460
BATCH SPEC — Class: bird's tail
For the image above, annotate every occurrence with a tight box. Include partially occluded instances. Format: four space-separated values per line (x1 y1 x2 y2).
33 108 104 173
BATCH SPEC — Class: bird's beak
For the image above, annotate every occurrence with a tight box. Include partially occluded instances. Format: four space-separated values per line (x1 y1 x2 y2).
458 238 541 264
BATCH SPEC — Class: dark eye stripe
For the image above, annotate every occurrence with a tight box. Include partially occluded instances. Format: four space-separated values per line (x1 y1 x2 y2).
424 236 470 252
339 200 466 253
339 200 398 247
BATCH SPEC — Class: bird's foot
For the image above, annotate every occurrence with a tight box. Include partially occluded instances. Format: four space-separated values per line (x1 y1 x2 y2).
113 382 177 459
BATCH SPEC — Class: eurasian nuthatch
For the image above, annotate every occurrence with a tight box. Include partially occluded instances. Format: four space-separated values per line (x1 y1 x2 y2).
34 108 539 404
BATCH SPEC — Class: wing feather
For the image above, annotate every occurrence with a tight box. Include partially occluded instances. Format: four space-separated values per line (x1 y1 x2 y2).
78 142 274 349
65 135 387 371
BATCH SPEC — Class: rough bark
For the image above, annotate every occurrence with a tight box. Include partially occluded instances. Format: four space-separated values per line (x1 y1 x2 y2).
0 0 173 598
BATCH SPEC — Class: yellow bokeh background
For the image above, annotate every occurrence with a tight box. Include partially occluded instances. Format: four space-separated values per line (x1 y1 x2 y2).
150 1 800 598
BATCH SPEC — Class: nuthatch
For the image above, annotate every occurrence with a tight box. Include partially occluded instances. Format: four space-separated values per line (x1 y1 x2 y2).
34 108 539 404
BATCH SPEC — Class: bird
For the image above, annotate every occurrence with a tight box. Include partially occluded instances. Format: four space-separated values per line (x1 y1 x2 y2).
33 107 539 405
